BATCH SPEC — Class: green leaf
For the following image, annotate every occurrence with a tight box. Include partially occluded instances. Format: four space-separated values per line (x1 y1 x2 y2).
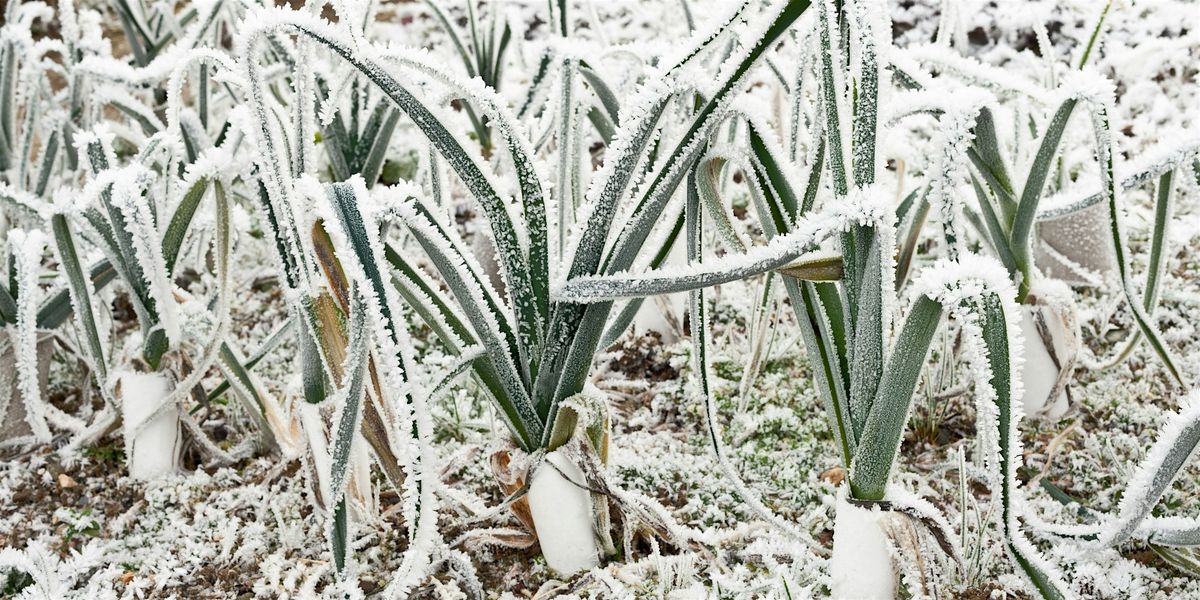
975 294 1069 599
37 259 117 329
332 499 349 575
213 340 281 454
849 5 878 188
748 124 800 225
161 177 209 276
82 137 167 368
255 20 545 361
1076 0 1113 69
968 106 1017 221
847 232 885 441
51 214 108 381
546 0 813 426
787 278 854 465
1091 107 1184 385
1143 169 1173 312
327 289 370 576
33 129 59 196
849 295 942 501
693 157 748 252
579 63 621 129
895 188 930 290
383 243 476 352
517 49 553 119
359 108 401 187
207 317 294 403
0 281 15 324
388 197 542 449
423 0 477 78
816 0 849 197
1010 98 1078 301
1094 169 1175 369
970 174 1018 276
775 254 843 281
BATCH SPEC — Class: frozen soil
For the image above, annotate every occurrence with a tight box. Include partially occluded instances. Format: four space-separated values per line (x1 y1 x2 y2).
3 256 1199 598
3 0 1200 598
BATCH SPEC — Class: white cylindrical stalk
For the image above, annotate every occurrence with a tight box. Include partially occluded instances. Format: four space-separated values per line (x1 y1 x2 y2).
1037 203 1114 285
633 240 687 343
298 401 332 506
1017 304 1072 420
119 371 181 480
829 494 896 600
527 448 600 576
0 335 53 444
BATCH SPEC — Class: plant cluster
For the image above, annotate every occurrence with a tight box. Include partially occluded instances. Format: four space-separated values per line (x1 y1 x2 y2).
0 0 1198 597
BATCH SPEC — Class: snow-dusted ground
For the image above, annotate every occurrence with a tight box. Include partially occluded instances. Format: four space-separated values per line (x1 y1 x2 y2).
1 0 1199 598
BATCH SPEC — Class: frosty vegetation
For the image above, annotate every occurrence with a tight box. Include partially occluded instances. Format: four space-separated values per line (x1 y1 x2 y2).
0 0 1198 598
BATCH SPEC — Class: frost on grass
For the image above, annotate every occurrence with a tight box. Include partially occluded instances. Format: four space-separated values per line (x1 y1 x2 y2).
1 0 1199 598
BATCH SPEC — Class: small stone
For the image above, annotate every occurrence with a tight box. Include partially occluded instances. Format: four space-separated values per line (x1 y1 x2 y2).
819 466 846 487
57 473 78 489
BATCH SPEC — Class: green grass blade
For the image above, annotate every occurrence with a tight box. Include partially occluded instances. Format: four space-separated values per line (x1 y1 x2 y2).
386 197 541 448
786 278 854 465
1076 0 1113 69
816 0 848 197
1144 169 1173 311
359 109 401 187
0 281 15 324
384 243 475 352
33 129 59 197
0 44 15 170
317 79 354 182
423 0 476 78
299 309 328 406
1097 392 1200 548
324 183 411 354
748 123 800 225
518 49 553 119
968 106 1017 221
849 2 878 188
1097 169 1174 368
212 341 281 453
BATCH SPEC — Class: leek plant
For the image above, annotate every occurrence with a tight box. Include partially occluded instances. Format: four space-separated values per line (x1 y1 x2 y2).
3 0 1198 596
888 5 1194 419
0 0 293 475
560 0 1200 597
229 0 816 585
564 6 1070 594
422 0 512 157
